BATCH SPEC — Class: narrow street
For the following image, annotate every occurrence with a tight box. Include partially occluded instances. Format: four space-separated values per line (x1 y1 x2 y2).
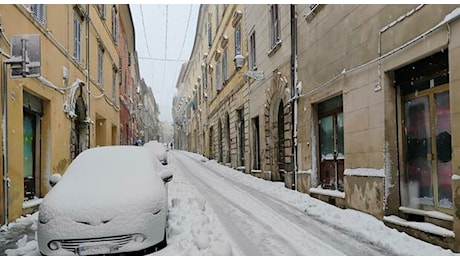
1 149 456 256
161 150 450 256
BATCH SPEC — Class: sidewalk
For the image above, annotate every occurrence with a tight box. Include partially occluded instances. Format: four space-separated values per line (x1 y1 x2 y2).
0 212 39 256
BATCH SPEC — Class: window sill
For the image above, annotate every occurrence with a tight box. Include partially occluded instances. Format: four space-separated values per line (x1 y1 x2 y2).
23 198 43 209
304 4 323 22
267 41 282 57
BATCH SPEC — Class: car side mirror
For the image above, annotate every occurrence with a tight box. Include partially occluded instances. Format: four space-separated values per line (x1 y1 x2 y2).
159 169 173 183
49 173 61 187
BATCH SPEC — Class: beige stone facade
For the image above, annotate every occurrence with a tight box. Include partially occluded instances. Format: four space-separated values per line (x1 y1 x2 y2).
174 5 251 173
179 4 460 252
295 4 460 252
245 4 294 184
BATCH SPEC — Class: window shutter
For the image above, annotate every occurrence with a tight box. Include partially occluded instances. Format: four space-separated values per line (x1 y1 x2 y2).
31 4 46 25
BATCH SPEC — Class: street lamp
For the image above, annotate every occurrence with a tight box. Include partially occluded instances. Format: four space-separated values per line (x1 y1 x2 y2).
233 54 245 69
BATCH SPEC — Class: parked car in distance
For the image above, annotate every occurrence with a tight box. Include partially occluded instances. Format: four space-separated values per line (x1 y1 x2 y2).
145 140 168 165
37 146 173 256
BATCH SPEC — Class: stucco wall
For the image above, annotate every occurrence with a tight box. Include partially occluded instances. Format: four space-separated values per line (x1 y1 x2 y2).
345 175 385 219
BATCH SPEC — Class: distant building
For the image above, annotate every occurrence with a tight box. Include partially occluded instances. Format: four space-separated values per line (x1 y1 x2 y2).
119 5 141 145
138 78 161 143
173 63 188 150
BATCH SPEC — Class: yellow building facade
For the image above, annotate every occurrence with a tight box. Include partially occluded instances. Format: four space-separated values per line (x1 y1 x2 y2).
0 4 121 224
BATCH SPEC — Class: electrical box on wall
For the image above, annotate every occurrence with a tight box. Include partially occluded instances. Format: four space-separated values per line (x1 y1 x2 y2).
9 34 41 78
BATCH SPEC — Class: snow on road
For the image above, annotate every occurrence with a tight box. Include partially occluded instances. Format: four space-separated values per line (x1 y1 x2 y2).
159 150 456 256
1 149 458 256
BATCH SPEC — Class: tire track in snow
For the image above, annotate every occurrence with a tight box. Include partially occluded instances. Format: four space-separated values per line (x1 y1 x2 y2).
171 151 345 255
171 158 262 255
175 151 397 256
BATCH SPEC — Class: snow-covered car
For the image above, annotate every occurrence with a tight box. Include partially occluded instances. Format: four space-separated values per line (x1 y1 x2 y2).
145 140 168 165
37 146 173 256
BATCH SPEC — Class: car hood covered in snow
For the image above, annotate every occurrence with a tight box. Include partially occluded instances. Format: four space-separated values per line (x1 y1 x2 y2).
39 146 167 224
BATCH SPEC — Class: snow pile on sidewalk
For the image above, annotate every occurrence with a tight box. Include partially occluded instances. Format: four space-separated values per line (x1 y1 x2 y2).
151 163 242 256
0 212 39 256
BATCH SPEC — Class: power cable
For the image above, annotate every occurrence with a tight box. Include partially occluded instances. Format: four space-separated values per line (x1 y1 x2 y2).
140 5 152 58
138 57 188 62
162 5 169 91
178 5 193 60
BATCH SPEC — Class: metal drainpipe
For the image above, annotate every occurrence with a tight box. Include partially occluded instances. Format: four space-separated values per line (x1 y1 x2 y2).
85 4 90 149
290 4 298 190
2 60 9 225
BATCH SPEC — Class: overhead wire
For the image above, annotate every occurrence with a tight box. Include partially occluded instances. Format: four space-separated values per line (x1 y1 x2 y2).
140 5 152 58
178 5 193 61
161 5 169 92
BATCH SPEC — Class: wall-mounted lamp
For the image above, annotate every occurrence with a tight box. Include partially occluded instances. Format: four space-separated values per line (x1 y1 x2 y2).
234 54 245 69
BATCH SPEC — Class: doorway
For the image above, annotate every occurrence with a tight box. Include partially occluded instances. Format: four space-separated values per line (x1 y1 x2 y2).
226 113 231 164
23 111 38 200
318 95 344 191
396 50 452 211
23 91 43 201
277 101 285 181
237 108 245 166
403 88 452 209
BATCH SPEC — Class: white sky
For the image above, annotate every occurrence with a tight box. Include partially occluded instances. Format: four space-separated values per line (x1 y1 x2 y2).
3 149 458 256
130 4 200 123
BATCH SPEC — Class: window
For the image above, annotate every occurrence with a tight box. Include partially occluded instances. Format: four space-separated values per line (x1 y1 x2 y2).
269 4 280 48
31 4 46 25
222 50 228 83
216 5 220 26
202 65 207 90
112 66 117 102
73 12 82 63
97 4 106 19
207 22 212 47
249 31 257 69
216 62 221 92
98 46 104 85
111 5 118 44
119 57 123 86
234 26 241 55
128 52 132 66
209 74 214 99
198 82 201 105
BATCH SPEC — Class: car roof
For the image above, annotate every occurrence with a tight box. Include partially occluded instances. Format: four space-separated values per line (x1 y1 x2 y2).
65 146 156 178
